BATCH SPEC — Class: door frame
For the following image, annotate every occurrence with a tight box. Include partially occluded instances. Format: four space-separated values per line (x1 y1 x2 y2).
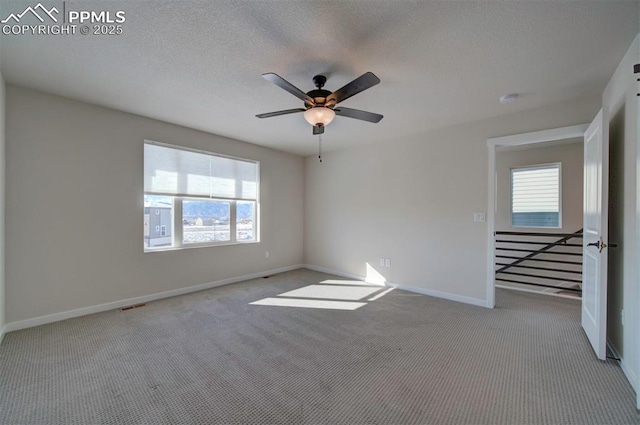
485 124 589 308
636 92 640 410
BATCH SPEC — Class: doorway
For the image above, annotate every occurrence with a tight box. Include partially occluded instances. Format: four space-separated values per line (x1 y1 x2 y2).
494 141 584 299
485 125 588 308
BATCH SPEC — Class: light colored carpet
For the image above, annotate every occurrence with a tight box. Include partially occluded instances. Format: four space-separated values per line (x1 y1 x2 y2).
0 268 637 424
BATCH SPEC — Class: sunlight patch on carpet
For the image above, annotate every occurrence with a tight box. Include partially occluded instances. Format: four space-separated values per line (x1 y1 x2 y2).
249 297 366 310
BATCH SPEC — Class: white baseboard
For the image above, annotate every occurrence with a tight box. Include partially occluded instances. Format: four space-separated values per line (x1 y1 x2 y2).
303 263 489 308
4 264 304 333
3 263 490 334
620 359 638 393
608 342 638 392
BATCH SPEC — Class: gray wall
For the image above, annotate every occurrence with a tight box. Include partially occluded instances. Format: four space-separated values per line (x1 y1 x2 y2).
304 97 600 303
607 105 625 358
602 34 639 392
496 142 583 232
0 72 5 338
5 86 304 324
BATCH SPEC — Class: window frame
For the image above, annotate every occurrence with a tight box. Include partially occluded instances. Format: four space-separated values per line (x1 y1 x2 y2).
510 162 562 229
144 141 260 252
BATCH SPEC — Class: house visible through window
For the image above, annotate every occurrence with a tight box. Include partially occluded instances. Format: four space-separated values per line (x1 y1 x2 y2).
143 142 259 251
511 163 561 228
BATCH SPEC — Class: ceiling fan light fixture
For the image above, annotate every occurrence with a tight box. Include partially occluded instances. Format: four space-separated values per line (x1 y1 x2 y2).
304 107 335 126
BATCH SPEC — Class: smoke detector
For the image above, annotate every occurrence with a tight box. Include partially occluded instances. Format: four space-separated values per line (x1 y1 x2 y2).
499 93 518 104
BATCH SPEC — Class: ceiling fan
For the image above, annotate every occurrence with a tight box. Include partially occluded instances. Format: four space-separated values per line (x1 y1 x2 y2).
256 72 383 135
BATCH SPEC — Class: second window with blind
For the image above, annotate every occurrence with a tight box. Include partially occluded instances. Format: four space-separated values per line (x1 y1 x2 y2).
143 142 259 251
510 163 561 228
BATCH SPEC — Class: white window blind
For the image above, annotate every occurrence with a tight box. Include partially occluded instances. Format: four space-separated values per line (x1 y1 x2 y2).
144 143 258 200
511 164 560 227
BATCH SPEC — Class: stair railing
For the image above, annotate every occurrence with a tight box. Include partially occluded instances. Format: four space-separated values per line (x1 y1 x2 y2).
495 229 583 294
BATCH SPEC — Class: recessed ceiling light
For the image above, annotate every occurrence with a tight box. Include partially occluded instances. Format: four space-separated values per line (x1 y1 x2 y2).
499 93 518 104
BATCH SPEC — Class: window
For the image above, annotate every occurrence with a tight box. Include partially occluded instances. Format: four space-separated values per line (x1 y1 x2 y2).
144 142 259 251
511 163 561 228
182 199 230 244
236 200 256 241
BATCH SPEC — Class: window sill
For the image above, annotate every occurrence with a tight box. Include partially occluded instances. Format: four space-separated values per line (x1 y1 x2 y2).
510 225 562 229
144 240 260 253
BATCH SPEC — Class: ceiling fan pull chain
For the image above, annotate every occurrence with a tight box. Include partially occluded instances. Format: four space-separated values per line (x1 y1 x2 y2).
318 134 323 163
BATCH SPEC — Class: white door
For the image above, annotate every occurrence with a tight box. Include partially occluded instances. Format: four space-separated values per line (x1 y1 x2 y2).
582 109 608 360
636 94 640 411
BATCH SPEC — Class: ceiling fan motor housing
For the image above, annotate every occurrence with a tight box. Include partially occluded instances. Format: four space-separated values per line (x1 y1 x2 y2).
306 75 332 107
306 88 332 107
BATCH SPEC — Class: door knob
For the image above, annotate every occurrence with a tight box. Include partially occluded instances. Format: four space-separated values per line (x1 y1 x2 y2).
587 237 607 253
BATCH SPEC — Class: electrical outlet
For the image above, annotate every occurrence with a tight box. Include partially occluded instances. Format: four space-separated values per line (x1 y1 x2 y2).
385 258 391 267
265 251 270 259
621 309 625 326
380 258 385 267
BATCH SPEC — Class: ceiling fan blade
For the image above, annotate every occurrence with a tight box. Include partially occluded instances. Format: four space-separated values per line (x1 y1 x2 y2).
262 73 315 105
334 107 383 123
256 108 306 119
327 72 380 105
313 125 325 135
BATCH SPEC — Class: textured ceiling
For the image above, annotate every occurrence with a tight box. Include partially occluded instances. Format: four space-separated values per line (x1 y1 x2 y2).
1 1 638 156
